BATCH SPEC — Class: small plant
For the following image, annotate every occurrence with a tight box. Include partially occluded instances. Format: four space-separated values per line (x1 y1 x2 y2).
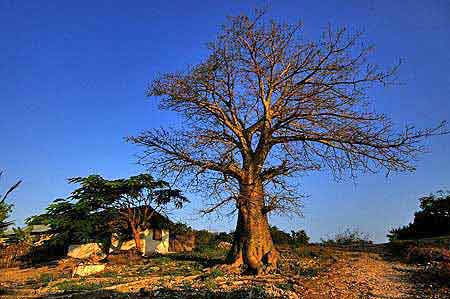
203 277 217 290
156 275 167 289
298 268 320 277
39 273 54 286
54 279 113 292
406 246 450 264
251 285 267 297
277 281 294 291
25 277 37 286
208 267 225 278
97 270 117 278
180 279 193 291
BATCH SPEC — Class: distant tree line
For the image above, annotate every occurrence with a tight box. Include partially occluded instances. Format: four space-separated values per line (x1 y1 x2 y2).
171 223 309 250
388 191 450 241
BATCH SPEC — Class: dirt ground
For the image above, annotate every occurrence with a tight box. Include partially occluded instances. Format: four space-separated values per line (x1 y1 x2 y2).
0 247 449 298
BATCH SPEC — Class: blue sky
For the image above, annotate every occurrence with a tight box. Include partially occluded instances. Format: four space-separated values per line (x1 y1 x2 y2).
1 1 449 243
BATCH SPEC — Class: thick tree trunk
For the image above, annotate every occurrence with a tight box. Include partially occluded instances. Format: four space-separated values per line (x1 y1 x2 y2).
226 180 278 274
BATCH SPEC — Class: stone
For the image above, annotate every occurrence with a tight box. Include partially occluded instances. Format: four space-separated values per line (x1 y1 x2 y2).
118 239 137 251
67 243 106 261
217 241 232 250
72 264 105 277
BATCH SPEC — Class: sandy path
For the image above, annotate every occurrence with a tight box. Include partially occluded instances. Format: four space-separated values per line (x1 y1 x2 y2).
296 252 417 298
0 252 430 298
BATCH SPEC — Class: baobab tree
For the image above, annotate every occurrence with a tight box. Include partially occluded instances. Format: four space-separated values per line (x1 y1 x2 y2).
129 12 447 273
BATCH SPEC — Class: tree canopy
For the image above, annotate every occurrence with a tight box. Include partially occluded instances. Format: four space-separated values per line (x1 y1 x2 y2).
130 12 446 216
28 174 187 252
388 191 450 241
129 11 447 273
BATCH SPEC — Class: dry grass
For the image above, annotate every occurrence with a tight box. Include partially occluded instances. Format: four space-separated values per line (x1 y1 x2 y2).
1 245 450 298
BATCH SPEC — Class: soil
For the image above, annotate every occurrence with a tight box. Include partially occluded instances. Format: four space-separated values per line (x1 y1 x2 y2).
0 247 449 298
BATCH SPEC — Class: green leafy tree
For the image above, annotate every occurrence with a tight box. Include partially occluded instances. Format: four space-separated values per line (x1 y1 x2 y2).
29 174 186 252
388 191 450 241
0 171 21 234
269 226 309 246
27 198 114 251
66 174 187 251
270 226 292 245
290 229 309 246
170 222 193 236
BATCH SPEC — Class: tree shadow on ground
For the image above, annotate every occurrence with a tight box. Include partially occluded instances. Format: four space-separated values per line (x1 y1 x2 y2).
161 252 226 268
35 287 270 299
380 251 450 298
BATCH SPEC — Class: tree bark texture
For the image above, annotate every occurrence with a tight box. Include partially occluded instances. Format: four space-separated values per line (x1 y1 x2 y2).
226 180 278 274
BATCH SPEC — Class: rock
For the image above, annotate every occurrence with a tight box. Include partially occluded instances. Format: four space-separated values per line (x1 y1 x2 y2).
285 291 299 299
217 241 232 250
72 264 105 277
67 243 106 261
118 239 137 251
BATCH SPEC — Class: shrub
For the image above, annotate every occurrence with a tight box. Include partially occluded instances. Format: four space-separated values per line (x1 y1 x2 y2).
193 229 234 251
208 268 225 278
321 228 372 246
195 230 216 248
169 222 192 237
405 247 450 264
388 191 450 241
270 226 309 246
270 226 292 245
290 229 309 246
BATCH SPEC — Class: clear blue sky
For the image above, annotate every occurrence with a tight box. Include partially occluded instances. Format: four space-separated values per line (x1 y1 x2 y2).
1 1 449 243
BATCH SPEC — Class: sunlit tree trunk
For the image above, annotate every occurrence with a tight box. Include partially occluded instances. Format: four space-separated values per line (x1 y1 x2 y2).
130 222 142 253
129 11 447 275
226 178 278 274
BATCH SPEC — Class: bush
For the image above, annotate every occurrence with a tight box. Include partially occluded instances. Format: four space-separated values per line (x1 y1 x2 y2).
270 226 292 245
405 247 450 264
169 222 193 238
270 226 309 246
291 229 309 246
195 230 217 248
193 229 234 251
321 228 372 246
388 191 450 241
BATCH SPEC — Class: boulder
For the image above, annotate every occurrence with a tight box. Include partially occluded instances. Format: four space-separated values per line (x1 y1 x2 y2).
72 264 105 277
217 241 232 250
117 239 137 251
67 243 106 262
